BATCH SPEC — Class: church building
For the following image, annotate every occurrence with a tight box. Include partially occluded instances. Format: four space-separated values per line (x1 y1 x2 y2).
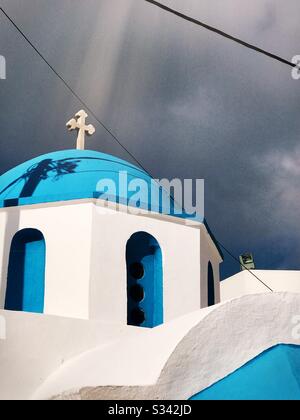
0 111 300 400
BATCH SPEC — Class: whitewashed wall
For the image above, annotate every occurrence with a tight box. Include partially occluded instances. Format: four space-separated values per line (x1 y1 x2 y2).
90 204 202 323
0 199 221 322
0 293 297 400
0 202 93 319
221 270 300 302
200 227 222 308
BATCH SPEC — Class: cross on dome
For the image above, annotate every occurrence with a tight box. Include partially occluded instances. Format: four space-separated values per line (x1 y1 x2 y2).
66 110 96 150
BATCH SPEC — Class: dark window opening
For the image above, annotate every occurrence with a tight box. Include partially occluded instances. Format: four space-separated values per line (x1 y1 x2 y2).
208 261 215 307
130 308 145 326
129 262 145 280
130 284 145 302
126 232 163 328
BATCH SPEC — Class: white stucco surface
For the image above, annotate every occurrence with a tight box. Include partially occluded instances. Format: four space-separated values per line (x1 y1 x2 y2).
0 309 135 400
90 202 221 323
0 307 213 400
0 292 298 400
0 202 93 319
0 199 221 322
221 270 300 301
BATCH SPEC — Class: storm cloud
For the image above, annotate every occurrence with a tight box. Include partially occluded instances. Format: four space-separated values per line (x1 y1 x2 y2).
0 0 300 277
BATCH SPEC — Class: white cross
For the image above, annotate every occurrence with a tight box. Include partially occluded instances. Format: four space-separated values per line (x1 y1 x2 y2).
66 110 96 150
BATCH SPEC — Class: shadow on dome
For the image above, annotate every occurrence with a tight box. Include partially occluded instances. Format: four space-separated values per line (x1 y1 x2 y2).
0 158 81 207
0 151 152 209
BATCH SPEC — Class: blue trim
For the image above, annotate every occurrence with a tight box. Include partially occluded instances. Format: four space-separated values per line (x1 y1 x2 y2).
5 229 46 314
190 344 300 400
126 232 163 328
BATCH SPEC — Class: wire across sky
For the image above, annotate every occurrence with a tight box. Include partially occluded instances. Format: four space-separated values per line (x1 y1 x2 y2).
1 2 287 284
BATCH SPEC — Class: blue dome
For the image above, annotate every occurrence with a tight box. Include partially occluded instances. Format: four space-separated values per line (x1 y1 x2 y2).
190 344 300 400
0 149 222 257
0 149 150 206
0 149 181 216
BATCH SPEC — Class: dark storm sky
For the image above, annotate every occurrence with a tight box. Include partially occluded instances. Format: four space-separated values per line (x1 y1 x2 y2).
0 0 300 278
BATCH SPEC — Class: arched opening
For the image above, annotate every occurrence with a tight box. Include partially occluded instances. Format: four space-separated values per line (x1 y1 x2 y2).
5 228 46 313
208 261 215 307
126 232 163 328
